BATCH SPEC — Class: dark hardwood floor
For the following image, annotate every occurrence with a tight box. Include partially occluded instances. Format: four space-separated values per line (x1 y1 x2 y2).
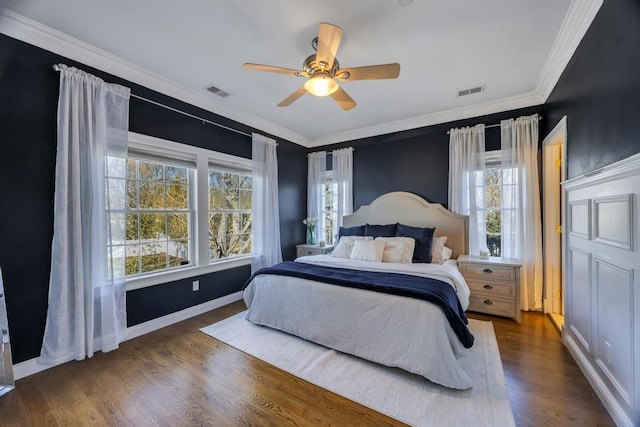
0 301 614 426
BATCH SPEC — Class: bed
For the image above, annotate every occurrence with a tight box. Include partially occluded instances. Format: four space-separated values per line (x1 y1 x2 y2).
243 192 474 389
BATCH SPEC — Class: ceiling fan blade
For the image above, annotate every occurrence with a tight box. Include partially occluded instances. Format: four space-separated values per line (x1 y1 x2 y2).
316 22 343 71
243 63 309 77
277 86 307 107
330 86 357 111
336 63 401 81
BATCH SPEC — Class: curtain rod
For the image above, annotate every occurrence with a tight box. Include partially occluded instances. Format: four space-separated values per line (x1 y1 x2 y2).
446 116 543 135
53 64 252 138
306 147 355 157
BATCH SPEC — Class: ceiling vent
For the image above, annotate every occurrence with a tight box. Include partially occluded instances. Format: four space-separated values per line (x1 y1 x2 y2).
205 84 229 98
457 86 484 97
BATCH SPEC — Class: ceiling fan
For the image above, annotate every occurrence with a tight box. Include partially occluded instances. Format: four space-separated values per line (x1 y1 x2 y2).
243 22 400 111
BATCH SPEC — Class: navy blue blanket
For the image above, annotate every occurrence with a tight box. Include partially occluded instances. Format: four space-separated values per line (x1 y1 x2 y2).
246 261 474 348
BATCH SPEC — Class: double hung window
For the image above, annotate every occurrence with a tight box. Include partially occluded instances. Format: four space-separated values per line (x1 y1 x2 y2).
107 132 252 289
321 171 338 244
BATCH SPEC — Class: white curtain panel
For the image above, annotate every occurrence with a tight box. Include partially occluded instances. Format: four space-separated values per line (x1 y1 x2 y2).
39 65 129 365
500 115 543 311
251 134 283 274
448 124 486 255
332 148 354 237
307 151 326 244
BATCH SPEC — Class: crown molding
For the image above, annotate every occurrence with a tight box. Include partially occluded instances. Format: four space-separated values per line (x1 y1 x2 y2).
0 10 308 146
536 0 604 101
0 3 602 149
304 91 545 147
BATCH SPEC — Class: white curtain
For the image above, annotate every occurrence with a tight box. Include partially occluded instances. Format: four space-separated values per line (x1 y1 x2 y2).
448 124 486 255
501 115 543 311
39 64 130 365
332 148 353 238
307 151 326 244
251 133 282 274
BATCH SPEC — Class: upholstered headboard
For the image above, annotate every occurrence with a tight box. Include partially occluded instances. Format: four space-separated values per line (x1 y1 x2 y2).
342 192 469 259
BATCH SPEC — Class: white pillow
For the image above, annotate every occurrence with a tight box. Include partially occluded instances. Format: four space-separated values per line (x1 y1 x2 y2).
331 236 372 259
350 239 386 262
375 237 415 263
442 246 453 262
431 236 448 264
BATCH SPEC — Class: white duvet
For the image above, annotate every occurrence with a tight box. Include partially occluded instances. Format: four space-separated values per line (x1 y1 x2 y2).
243 255 475 389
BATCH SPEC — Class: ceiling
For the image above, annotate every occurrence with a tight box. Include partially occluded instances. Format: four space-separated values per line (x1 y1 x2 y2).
0 0 602 147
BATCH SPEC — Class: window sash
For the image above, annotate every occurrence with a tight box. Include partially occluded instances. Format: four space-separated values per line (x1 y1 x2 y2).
208 168 252 261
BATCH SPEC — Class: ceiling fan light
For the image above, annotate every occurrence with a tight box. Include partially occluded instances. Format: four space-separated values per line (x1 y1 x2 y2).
304 74 339 97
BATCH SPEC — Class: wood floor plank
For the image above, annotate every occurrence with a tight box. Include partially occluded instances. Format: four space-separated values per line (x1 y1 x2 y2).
0 301 613 426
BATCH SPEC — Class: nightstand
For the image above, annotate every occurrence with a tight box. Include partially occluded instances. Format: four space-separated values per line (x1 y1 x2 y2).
296 244 333 257
457 255 521 323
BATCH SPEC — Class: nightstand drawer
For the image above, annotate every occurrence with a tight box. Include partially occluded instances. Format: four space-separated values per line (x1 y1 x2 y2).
296 245 333 257
461 263 516 282
468 294 517 317
466 279 515 298
297 247 321 257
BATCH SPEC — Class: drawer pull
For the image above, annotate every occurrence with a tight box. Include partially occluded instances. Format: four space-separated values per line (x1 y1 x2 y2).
483 268 493 273
483 284 493 290
483 299 493 305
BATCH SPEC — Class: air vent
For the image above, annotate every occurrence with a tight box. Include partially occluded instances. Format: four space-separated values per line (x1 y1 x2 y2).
457 86 485 97
205 85 229 98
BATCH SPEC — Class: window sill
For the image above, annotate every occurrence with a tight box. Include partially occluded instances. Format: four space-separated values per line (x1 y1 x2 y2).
125 256 252 291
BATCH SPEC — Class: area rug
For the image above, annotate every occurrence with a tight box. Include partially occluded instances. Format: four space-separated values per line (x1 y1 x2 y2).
201 312 514 427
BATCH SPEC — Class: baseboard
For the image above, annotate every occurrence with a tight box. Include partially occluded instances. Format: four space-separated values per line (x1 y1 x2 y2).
126 291 242 340
13 291 243 380
565 334 634 427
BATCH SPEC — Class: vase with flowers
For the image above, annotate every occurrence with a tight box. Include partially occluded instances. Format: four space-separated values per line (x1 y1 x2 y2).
303 217 318 245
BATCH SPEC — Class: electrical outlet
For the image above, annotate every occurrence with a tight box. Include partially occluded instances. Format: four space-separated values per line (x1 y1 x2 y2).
192 280 199 292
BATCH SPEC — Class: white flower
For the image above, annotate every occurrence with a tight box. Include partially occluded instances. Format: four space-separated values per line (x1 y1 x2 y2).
303 217 318 229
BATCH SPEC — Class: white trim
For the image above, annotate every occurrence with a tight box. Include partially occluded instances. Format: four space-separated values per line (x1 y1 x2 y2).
0 6 603 148
125 291 243 340
122 131 253 290
13 291 243 380
0 11 306 146
125 257 251 291
565 334 635 427
563 152 640 191
537 0 604 101
305 91 545 148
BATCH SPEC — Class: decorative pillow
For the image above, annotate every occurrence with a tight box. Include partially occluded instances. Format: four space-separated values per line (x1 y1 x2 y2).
350 239 385 262
395 224 436 263
430 236 449 264
364 223 397 237
375 237 415 263
338 225 365 238
331 235 372 259
442 246 453 262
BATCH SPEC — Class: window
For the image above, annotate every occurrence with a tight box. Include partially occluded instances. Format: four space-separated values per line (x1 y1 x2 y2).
109 132 253 290
122 158 193 276
208 169 252 260
477 151 517 257
321 171 338 244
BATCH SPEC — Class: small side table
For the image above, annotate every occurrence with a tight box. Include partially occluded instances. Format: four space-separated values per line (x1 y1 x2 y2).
457 254 521 323
296 244 334 257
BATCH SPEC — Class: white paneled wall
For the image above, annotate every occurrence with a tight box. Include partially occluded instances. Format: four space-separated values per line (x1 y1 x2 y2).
563 153 640 427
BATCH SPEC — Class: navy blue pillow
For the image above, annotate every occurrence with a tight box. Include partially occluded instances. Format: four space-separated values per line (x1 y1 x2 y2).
396 224 436 263
338 225 365 238
364 223 397 238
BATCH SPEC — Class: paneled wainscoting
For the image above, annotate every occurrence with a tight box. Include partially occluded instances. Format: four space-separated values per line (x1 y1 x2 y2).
563 152 640 426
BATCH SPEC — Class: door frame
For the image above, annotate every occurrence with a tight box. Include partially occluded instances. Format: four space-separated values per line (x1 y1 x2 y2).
542 116 567 315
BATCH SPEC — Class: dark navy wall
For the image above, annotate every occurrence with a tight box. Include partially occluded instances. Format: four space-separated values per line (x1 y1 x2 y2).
546 0 640 178
0 34 306 363
319 106 544 210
